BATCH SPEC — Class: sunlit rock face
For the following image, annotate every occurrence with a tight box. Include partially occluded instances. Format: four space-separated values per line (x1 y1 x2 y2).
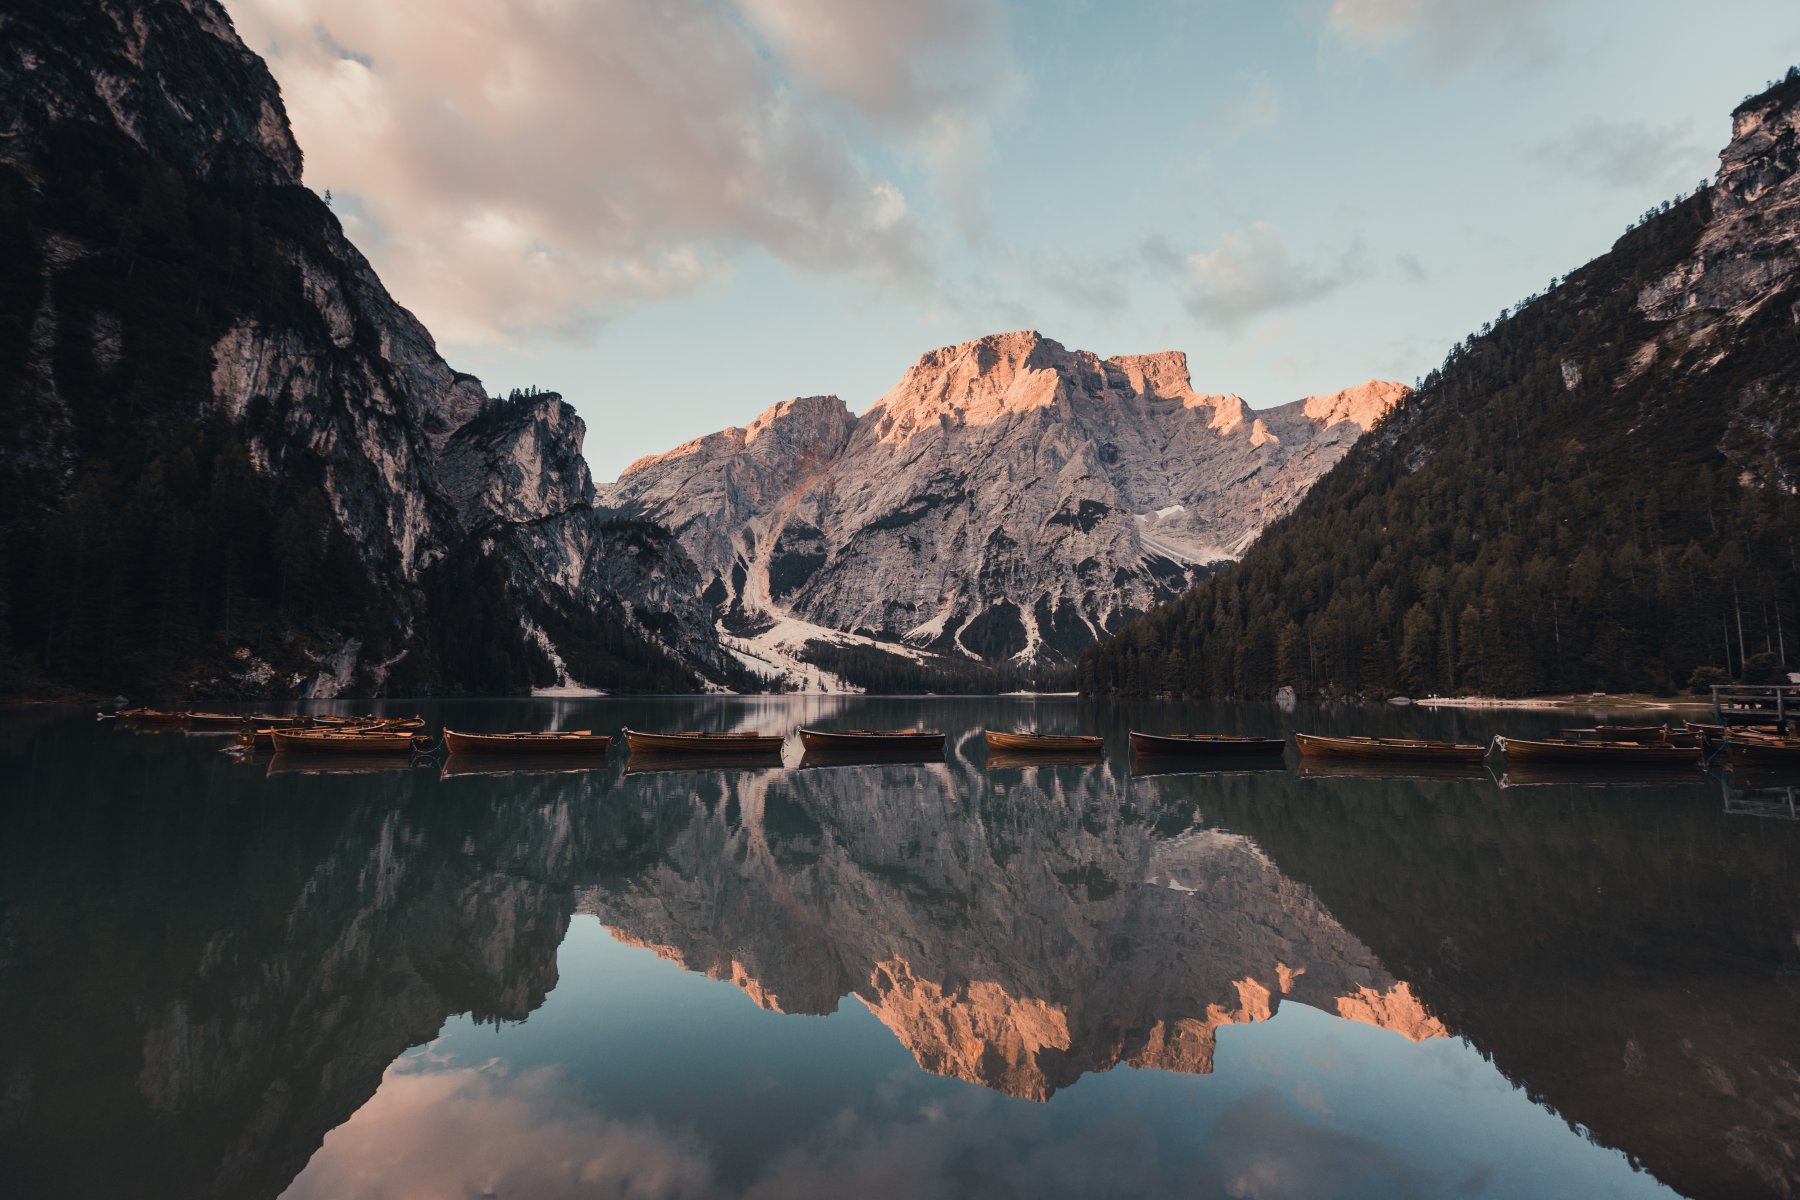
578 765 1445 1100
0 0 732 693
601 332 1406 665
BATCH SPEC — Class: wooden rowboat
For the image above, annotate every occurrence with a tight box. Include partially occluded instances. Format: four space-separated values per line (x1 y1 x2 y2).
179 711 292 731
623 729 786 754
984 731 1102 753
270 727 431 754
1293 733 1487 763
797 728 945 751
237 716 425 753
444 728 612 755
1723 733 1800 767
310 713 425 729
1495 736 1702 766
106 707 193 727
1685 720 1782 750
1129 731 1285 757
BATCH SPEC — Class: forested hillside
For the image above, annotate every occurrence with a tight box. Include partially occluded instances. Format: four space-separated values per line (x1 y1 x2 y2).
1083 71 1800 698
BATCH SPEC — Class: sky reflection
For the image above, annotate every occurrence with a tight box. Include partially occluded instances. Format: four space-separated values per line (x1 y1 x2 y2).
283 918 1673 1200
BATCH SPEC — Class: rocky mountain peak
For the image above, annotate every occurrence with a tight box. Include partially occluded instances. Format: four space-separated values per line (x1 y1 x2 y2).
603 328 1409 678
1719 73 1800 212
872 330 1074 434
745 393 854 446
1300 379 1409 431
1104 349 1193 399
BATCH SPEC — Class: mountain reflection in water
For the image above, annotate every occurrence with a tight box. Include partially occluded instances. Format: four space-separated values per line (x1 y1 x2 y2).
0 697 1795 1200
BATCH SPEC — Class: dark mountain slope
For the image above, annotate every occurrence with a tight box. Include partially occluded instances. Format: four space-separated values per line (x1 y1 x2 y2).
0 0 741 697
1084 70 1800 698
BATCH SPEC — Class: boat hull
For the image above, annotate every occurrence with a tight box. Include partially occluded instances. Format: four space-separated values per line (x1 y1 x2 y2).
1129 731 1284 756
444 729 612 755
270 729 428 755
796 728 945 751
1496 737 1702 766
1294 733 1487 763
623 729 786 754
1724 737 1800 767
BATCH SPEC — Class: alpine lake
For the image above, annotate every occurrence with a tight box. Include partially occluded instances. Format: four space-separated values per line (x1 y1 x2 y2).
4 695 1797 1200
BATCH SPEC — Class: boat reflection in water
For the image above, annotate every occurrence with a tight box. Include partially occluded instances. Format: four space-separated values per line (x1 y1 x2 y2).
1500 762 1716 789
266 752 433 777
1295 758 1492 783
5 698 1798 1200
439 753 614 780
1130 754 1289 779
1722 768 1800 820
797 747 947 771
623 750 784 775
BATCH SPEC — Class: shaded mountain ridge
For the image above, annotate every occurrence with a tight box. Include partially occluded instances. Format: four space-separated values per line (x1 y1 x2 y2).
0 0 741 697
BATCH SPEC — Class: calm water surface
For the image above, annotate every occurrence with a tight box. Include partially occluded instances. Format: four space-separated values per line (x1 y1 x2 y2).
3 696 1797 1199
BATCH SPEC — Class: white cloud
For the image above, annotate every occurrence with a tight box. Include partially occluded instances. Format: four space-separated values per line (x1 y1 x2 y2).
1528 118 1705 191
734 0 1019 239
1146 225 1365 330
1217 73 1286 143
1324 0 1560 69
223 0 1015 346
282 1060 717 1200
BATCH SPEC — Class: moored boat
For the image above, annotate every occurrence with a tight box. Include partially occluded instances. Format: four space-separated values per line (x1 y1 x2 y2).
1685 720 1782 750
623 729 786 754
270 727 432 754
1129 731 1284 757
1293 733 1487 763
1495 736 1702 766
443 728 612 755
310 713 424 729
179 711 297 731
236 715 426 753
984 730 1103 753
105 707 193 727
796 727 945 751
1561 724 1701 748
1723 732 1800 768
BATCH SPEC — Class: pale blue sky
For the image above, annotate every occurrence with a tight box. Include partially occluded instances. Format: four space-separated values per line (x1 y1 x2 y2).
231 0 1800 481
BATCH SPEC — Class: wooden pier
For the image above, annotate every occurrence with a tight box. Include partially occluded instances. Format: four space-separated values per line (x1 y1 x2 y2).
1712 684 1800 726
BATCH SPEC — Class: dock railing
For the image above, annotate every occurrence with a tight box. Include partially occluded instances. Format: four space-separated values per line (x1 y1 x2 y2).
1712 684 1800 725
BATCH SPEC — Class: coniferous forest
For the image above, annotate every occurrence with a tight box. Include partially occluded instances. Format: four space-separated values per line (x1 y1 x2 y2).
1081 88 1800 699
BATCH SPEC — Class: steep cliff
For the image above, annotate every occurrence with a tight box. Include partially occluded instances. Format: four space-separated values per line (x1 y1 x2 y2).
603 331 1404 673
1086 68 1800 698
0 0 737 697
